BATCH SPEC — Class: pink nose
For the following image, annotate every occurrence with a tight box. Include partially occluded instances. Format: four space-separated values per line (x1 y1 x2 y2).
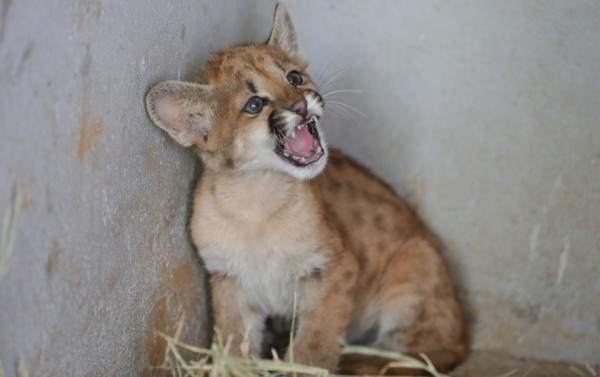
290 99 307 117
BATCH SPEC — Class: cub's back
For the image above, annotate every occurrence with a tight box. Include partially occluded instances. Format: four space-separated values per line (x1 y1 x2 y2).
311 148 438 284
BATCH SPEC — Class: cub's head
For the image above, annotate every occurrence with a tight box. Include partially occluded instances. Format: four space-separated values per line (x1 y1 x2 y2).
145 4 327 180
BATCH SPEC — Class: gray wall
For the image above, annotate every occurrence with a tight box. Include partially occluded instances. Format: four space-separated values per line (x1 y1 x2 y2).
0 1 598 375
294 1 600 363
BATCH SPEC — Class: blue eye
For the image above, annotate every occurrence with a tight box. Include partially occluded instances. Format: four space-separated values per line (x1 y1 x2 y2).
287 71 303 86
244 97 264 114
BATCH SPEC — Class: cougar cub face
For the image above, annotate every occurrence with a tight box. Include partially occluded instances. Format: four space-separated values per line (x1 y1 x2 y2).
146 10 328 180
203 44 327 179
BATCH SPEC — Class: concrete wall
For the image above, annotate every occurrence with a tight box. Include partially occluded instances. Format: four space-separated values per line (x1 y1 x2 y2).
0 0 262 375
294 0 600 363
0 0 598 375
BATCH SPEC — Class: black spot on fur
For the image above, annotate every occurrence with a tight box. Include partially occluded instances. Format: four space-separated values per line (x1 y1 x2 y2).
274 60 286 73
187 112 210 142
346 181 357 196
351 208 364 226
268 110 286 140
245 80 257 94
373 214 386 230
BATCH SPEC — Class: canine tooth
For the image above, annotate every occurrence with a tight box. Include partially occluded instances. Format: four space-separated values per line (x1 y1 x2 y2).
291 130 296 138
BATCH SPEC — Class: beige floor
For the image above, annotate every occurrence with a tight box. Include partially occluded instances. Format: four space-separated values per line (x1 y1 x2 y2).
451 351 599 377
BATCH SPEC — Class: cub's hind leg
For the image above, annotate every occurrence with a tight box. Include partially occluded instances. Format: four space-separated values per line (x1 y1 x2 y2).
376 238 467 371
340 238 467 376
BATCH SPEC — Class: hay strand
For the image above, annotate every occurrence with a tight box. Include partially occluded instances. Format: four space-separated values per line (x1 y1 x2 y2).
0 183 23 279
157 328 444 377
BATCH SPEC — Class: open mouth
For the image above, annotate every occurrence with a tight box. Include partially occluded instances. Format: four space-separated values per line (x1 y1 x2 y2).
275 116 324 167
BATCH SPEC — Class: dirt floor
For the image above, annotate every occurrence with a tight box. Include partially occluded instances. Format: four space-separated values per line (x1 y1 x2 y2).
451 351 599 377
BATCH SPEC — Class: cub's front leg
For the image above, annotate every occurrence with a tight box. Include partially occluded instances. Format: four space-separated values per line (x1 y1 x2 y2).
289 252 358 372
210 275 264 357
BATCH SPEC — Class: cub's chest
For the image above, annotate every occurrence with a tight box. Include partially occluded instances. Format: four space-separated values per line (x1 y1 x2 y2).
190 182 328 311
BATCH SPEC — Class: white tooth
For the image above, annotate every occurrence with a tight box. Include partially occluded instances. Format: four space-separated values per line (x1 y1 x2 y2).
291 130 296 138
296 125 301 130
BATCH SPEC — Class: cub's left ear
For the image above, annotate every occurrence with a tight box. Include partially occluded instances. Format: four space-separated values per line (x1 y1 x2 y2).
145 81 213 147
267 3 307 67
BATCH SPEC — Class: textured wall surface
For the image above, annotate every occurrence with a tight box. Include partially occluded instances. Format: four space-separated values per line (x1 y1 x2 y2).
0 0 266 375
0 1 598 375
292 0 600 364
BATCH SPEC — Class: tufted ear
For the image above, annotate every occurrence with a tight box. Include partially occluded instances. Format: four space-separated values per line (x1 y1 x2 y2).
145 81 213 147
267 3 307 66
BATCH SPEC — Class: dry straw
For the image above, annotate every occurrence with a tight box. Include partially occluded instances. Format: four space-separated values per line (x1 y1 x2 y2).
156 275 446 377
0 183 22 279
0 183 24 377
157 283 445 377
155 325 447 377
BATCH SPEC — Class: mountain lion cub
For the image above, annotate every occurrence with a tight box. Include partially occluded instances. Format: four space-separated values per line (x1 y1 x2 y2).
145 3 466 375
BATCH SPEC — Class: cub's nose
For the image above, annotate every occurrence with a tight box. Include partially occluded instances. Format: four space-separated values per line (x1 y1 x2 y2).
290 99 307 117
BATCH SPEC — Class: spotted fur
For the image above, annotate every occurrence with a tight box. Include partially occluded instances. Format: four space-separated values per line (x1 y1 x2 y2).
145 3 466 375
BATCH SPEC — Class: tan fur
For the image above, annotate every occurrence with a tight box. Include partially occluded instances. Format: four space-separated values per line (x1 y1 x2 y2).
145 3 466 375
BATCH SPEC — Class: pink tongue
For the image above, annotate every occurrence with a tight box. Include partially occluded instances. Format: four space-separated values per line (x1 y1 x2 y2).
284 127 314 156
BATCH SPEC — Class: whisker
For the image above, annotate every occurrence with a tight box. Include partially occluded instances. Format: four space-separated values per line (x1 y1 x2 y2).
310 49 355 88
318 64 358 92
322 89 366 98
326 109 362 127
325 104 356 121
316 58 363 92
325 101 368 118
310 52 334 83
311 53 339 89
324 103 348 115
321 94 361 102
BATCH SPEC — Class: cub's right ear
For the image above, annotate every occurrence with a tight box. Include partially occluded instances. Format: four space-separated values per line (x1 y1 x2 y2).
145 81 213 147
267 3 306 67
